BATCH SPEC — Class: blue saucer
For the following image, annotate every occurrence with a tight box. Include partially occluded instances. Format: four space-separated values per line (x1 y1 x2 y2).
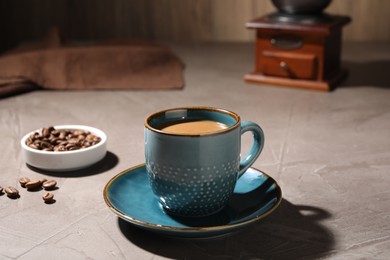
103 164 282 238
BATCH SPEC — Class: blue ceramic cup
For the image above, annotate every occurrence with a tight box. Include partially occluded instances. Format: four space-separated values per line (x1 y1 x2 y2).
144 107 264 217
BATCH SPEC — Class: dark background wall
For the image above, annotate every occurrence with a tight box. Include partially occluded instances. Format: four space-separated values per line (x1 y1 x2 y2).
0 0 389 52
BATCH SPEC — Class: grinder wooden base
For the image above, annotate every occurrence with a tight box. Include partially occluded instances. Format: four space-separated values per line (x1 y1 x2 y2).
245 67 348 92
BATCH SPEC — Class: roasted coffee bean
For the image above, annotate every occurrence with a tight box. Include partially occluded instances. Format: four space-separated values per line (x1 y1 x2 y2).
59 141 68 145
65 143 77 149
28 143 39 149
67 137 78 144
41 141 51 148
42 180 57 190
86 134 95 140
42 192 54 202
19 177 31 187
49 137 59 145
0 186 3 193
51 129 60 136
26 127 101 152
58 131 66 139
39 178 48 185
5 186 19 198
25 180 41 190
42 128 50 137
83 142 91 148
54 145 66 151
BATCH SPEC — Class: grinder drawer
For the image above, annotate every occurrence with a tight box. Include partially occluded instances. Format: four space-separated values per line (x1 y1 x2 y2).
261 51 317 80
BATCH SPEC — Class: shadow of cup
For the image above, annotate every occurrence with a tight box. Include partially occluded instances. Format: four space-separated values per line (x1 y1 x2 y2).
117 198 335 259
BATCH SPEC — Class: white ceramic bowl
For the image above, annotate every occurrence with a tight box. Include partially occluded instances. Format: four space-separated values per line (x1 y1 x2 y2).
21 125 107 171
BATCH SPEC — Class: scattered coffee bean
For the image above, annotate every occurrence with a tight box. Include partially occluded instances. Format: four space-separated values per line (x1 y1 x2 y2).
25 180 42 190
42 180 57 190
26 126 101 152
42 192 54 202
5 186 19 198
2 177 59 203
19 177 31 187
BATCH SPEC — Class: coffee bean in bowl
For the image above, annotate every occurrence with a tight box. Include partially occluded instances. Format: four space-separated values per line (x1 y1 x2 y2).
21 125 107 171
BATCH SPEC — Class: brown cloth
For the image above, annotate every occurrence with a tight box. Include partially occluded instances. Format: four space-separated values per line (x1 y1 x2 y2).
0 29 185 98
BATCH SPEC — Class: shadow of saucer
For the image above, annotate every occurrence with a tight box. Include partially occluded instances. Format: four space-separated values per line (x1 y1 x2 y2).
340 60 390 89
117 199 335 259
27 151 119 177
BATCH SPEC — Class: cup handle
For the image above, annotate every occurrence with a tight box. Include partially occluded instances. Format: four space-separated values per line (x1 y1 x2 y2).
238 121 264 178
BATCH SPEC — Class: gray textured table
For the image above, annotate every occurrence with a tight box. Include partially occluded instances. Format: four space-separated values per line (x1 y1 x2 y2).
1 42 389 259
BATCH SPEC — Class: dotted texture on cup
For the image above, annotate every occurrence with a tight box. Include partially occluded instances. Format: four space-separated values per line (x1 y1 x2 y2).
147 159 240 217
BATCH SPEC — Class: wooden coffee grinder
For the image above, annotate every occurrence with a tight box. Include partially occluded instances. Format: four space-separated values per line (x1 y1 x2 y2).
244 0 351 91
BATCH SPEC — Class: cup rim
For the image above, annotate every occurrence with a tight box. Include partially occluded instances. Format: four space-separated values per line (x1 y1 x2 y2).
144 106 241 136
